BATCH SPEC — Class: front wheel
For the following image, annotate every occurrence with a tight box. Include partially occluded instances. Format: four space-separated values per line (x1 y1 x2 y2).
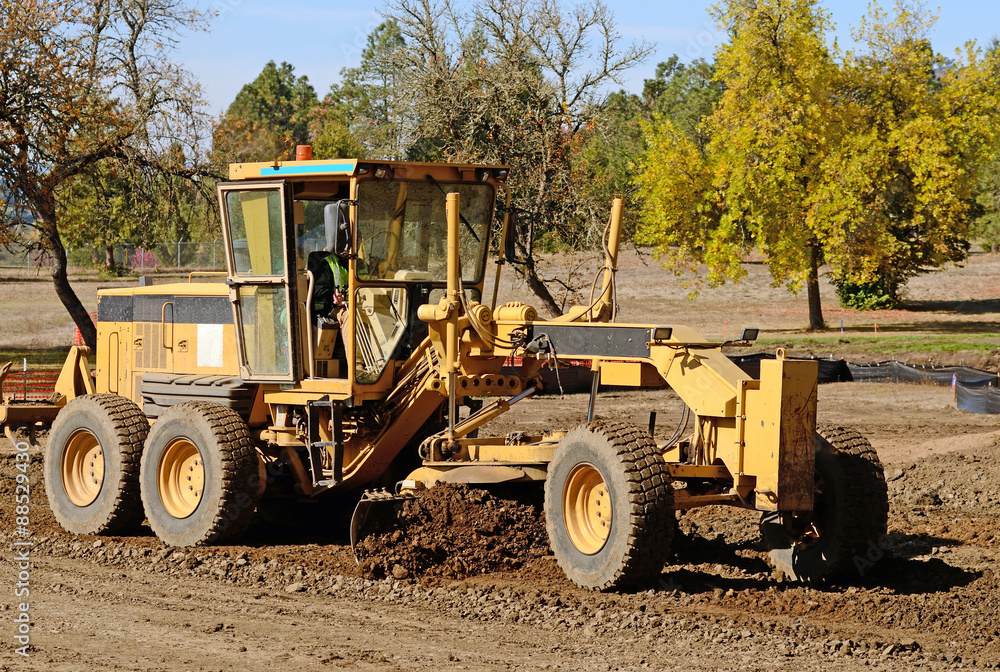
140 402 260 546
761 424 889 582
544 421 674 591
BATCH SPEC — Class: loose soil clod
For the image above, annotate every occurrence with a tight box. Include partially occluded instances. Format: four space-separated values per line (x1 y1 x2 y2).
355 484 550 580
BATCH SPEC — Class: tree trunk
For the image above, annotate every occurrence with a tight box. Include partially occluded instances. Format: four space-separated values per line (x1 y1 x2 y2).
807 243 825 331
513 209 562 318
523 261 562 318
104 243 115 272
41 210 96 349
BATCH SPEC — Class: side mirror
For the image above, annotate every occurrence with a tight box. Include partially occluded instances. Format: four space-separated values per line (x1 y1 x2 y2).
324 201 352 256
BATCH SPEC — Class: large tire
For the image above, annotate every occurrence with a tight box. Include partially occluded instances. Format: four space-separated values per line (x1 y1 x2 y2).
44 394 148 535
544 420 674 590
140 401 260 547
761 424 889 582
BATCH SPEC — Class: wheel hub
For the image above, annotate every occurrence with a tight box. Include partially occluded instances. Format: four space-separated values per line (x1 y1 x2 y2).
62 429 105 507
158 438 204 519
562 463 612 555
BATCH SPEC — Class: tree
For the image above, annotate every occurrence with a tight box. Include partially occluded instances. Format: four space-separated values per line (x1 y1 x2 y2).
819 4 996 307
214 61 318 164
638 0 837 330
147 144 219 249
972 38 1000 255
0 0 212 348
328 20 408 159
642 56 723 150
565 56 724 265
565 92 646 254
58 162 149 274
636 0 997 328
311 115 366 160
974 160 1000 254
382 0 652 316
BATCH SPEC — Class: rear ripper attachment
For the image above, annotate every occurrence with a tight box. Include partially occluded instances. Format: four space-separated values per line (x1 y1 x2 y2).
10 151 887 590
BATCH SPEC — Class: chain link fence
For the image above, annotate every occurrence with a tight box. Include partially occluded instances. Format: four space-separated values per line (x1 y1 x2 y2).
0 241 225 271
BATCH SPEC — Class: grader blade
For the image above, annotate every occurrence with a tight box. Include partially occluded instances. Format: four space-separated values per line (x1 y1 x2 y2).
349 489 416 561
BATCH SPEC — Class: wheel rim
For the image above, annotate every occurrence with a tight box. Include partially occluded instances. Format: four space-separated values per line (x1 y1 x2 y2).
61 429 105 507
562 463 612 555
157 438 204 519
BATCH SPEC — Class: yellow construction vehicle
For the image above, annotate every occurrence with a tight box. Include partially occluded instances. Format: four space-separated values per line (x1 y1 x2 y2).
2 152 888 589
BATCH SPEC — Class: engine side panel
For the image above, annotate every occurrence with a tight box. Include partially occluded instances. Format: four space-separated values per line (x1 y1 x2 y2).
95 284 240 406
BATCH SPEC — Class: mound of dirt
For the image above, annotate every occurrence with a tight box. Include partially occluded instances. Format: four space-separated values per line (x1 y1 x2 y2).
355 484 550 581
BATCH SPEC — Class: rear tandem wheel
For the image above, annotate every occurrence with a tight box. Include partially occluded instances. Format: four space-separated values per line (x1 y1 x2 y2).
760 424 889 582
139 401 261 547
44 394 149 535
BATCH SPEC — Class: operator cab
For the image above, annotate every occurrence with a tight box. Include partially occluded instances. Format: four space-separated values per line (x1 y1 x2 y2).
217 157 507 394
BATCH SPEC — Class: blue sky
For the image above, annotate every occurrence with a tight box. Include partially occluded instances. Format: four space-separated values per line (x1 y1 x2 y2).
179 1 1000 114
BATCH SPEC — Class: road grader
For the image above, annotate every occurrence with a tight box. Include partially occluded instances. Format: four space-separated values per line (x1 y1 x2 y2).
1 151 889 590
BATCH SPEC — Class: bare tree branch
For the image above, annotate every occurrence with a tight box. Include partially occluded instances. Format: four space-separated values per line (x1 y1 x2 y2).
0 0 213 347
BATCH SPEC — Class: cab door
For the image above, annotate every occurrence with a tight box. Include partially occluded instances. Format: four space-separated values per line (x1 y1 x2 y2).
218 181 298 382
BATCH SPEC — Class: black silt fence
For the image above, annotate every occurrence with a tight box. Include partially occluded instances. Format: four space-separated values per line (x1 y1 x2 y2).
956 385 1000 414
846 360 997 386
729 353 852 384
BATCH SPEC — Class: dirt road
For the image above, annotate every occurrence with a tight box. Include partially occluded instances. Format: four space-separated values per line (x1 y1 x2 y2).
3 382 1000 671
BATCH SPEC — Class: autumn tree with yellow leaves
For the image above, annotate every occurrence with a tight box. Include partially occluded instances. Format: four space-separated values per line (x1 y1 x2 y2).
636 0 998 329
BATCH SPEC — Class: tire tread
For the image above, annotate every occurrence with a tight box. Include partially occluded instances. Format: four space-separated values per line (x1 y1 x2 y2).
762 423 889 582
141 401 259 546
816 423 889 565
47 393 149 535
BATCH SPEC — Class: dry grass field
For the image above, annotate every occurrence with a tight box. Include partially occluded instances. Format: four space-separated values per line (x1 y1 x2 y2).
4 248 999 369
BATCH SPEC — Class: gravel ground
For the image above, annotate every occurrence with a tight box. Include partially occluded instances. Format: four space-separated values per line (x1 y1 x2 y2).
3 381 1000 671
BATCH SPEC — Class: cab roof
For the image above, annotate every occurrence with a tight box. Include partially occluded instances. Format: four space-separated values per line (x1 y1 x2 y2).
228 158 510 182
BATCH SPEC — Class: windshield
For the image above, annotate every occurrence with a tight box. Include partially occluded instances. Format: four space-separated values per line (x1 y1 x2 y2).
355 180 494 283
